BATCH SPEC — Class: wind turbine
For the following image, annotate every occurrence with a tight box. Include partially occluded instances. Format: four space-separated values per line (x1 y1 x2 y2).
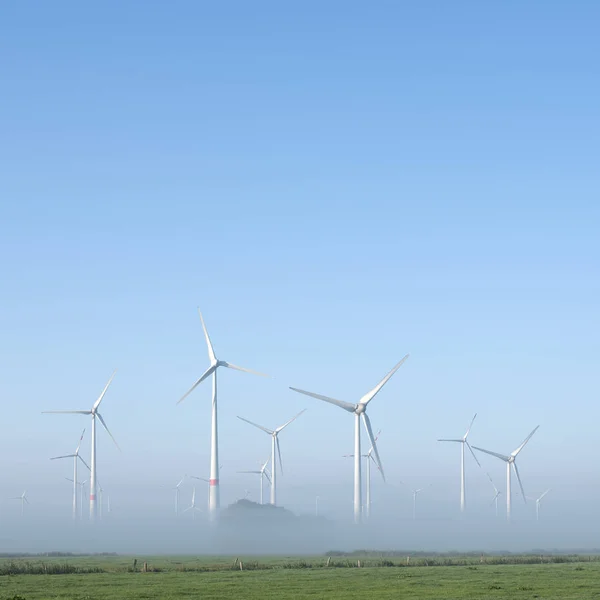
472 425 539 522
184 487 202 520
343 430 382 520
237 457 271 504
237 410 306 506
401 482 432 520
67 478 88 518
177 309 268 522
43 371 120 521
528 489 551 521
173 476 186 517
50 428 89 519
437 413 480 513
10 491 29 516
290 355 409 524
486 472 501 518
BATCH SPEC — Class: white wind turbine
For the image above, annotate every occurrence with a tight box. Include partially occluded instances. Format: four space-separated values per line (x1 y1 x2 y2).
401 482 432 520
237 410 306 506
473 426 539 522
43 371 120 521
10 491 29 516
290 355 409 524
343 430 382 520
50 428 89 519
66 478 88 519
528 489 551 521
177 310 268 522
238 457 271 505
437 413 480 513
486 472 501 518
184 487 202 520
173 476 186 517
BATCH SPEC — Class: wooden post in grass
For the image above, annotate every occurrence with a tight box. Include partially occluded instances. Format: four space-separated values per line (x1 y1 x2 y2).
239 561 243 571
326 557 331 567
143 562 148 573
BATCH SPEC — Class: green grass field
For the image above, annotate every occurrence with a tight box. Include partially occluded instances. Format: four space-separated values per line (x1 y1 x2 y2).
0 555 599 599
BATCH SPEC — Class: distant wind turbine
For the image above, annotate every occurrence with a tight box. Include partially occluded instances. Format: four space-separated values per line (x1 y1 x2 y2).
528 489 551 521
486 472 501 518
437 413 480 513
473 426 539 522
184 487 202 520
238 457 271 504
177 309 268 522
173 476 186 517
50 428 89 520
43 371 120 521
401 482 432 520
66 478 88 518
10 491 29 517
343 430 382 520
237 410 306 506
290 355 409 524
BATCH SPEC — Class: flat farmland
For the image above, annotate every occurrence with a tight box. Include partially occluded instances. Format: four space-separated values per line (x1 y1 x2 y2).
0 555 599 599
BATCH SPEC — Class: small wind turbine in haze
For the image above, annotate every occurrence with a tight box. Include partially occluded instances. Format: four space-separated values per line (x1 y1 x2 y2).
66 478 88 519
177 309 268 522
173 476 186 517
184 487 202 520
290 355 409 524
401 482 432 520
10 491 29 516
486 472 501 518
50 428 89 520
437 413 480 513
343 430 382 520
43 371 120 521
528 489 551 521
237 410 306 506
473 426 539 522
238 457 271 504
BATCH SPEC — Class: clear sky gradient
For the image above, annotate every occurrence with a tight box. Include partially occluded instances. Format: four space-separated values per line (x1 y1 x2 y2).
0 2 599 524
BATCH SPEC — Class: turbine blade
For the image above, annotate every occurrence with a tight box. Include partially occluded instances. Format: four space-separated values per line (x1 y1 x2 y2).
464 413 477 439
220 361 269 378
275 409 306 433
466 441 481 467
190 476 209 482
263 470 272 484
177 364 216 404
197 309 217 363
50 454 76 460
471 446 510 462
362 413 385 482
42 411 91 415
539 488 551 501
182 505 193 513
75 428 86 454
437 439 463 443
78 455 91 471
92 370 117 411
236 416 273 435
513 462 527 503
96 413 121 452
176 477 186 488
289 387 356 413
486 472 498 493
276 436 283 475
359 354 409 405
511 425 540 457
237 471 262 474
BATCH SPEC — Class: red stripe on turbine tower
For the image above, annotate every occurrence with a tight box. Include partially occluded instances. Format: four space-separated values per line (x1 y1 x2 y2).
90 494 96 500
209 479 218 486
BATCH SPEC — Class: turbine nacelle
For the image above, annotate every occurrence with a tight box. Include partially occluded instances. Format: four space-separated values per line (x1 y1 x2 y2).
355 404 366 415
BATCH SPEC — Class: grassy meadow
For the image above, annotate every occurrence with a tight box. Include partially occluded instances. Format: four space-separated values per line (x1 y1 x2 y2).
0 554 599 599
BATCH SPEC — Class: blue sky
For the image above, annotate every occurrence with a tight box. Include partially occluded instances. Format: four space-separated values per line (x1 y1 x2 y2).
0 2 599 526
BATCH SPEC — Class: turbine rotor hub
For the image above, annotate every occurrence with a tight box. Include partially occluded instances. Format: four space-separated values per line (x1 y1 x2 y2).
355 404 366 415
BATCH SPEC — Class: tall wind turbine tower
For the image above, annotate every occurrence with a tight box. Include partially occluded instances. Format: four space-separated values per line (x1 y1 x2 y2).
529 489 551 521
10 491 29 517
178 309 268 522
437 413 480 513
50 428 89 519
43 371 120 521
473 426 539 522
237 410 305 506
290 355 409 524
